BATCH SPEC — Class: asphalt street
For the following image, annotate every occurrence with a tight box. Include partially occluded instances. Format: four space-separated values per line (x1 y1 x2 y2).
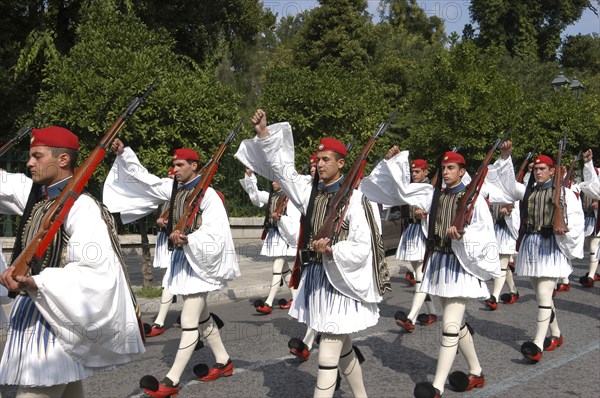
1 245 599 398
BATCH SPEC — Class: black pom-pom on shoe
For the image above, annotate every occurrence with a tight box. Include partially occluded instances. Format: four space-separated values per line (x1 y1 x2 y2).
448 371 470 392
193 363 210 378
139 375 159 391
414 382 441 398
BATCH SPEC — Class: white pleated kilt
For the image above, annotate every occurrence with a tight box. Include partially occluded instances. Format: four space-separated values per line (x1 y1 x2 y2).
584 215 596 237
152 232 170 269
396 223 426 261
164 249 223 295
421 252 490 299
494 223 517 255
261 228 296 257
0 295 91 386
516 234 571 278
289 263 379 334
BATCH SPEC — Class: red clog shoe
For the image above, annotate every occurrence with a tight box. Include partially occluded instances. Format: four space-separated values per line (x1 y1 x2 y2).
278 298 293 309
144 323 165 337
448 371 485 392
288 337 310 361
484 295 498 311
405 271 416 287
416 313 438 326
500 291 520 304
521 341 542 363
195 359 234 381
543 335 564 351
140 376 179 398
394 311 415 332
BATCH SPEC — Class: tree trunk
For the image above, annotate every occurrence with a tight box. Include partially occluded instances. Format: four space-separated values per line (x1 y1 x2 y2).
139 216 154 288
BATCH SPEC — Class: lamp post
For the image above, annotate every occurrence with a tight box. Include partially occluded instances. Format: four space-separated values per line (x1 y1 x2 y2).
551 72 585 99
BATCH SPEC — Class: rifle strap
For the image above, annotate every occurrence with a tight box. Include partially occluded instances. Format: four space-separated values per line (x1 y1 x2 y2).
361 195 391 295
9 183 44 266
165 176 179 237
301 172 320 249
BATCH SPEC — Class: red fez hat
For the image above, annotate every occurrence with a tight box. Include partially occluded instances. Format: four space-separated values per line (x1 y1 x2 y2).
317 138 347 157
411 159 429 170
441 151 466 166
173 148 200 162
533 155 554 167
310 154 317 164
30 126 79 150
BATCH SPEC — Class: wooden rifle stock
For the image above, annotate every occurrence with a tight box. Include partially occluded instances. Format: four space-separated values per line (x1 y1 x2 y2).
516 147 537 183
451 129 511 234
552 133 568 232
171 123 240 235
562 150 581 188
0 126 33 157
313 110 397 241
11 79 157 277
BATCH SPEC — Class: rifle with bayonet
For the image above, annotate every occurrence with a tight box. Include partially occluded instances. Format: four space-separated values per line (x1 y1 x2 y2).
313 110 398 242
562 150 582 188
451 128 511 234
10 79 157 278
553 132 569 232
516 146 537 183
168 123 241 247
0 126 33 158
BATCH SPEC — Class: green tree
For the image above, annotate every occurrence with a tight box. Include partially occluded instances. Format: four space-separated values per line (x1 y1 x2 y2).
560 33 600 73
259 63 394 169
378 0 445 44
469 0 593 61
131 0 275 66
294 0 375 70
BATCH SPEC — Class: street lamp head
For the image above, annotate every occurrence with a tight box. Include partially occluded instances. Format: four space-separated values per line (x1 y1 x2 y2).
551 72 571 91
570 77 585 99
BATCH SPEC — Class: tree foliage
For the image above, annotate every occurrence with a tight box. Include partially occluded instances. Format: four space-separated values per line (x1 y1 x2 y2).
294 0 375 70
561 33 600 72
33 0 241 195
378 0 445 44
469 0 592 61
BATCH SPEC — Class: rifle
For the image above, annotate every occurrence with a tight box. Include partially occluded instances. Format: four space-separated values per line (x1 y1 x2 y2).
0 126 33 157
313 109 398 242
430 140 463 186
562 150 582 188
170 122 241 239
451 128 511 234
11 79 157 277
516 146 537 183
553 132 568 232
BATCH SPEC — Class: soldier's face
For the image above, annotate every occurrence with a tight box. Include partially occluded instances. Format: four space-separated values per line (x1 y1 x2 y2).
173 159 197 184
533 164 554 184
316 150 344 184
27 146 68 185
441 163 465 187
411 168 429 183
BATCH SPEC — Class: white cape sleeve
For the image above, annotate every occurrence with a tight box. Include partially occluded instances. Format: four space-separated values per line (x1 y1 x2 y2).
103 147 174 223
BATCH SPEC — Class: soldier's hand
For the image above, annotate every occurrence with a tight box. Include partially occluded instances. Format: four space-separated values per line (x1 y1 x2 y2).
156 217 167 229
169 230 189 246
110 138 125 156
245 166 254 176
500 140 512 160
583 149 593 164
312 238 333 257
415 208 428 219
252 109 269 138
446 226 463 240
0 266 37 292
384 146 400 160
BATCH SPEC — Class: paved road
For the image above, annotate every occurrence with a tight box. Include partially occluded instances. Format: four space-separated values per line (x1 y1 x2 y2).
1 250 599 398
